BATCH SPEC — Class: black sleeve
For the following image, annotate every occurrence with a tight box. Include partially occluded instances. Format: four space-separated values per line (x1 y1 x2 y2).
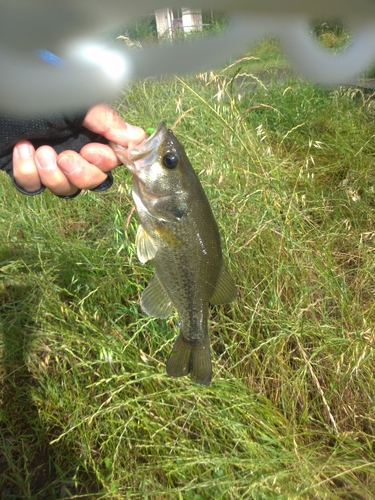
0 110 107 175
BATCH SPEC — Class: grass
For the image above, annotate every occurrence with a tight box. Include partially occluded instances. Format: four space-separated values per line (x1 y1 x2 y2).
2 38 375 498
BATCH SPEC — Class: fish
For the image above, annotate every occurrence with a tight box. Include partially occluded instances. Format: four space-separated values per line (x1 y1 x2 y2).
110 122 236 385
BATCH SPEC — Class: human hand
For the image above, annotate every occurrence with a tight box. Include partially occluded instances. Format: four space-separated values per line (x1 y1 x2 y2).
12 103 146 197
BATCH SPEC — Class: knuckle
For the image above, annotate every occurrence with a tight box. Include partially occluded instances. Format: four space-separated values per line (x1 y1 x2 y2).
102 107 120 135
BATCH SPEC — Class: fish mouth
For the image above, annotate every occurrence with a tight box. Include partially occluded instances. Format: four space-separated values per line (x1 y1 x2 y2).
109 121 168 173
127 121 168 163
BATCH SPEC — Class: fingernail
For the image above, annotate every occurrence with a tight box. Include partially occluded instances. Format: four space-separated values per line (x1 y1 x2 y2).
126 123 147 142
115 124 147 146
35 149 57 170
125 122 142 134
16 143 33 159
58 155 81 175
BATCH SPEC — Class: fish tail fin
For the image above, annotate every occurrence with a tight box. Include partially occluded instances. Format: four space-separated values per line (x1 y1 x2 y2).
166 334 212 386
190 339 212 386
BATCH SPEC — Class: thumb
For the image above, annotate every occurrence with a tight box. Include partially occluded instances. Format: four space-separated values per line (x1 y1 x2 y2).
83 104 146 147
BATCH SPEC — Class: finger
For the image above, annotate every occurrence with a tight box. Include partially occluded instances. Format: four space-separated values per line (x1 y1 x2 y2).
83 104 147 147
80 143 120 170
13 141 41 192
34 146 79 197
57 150 108 190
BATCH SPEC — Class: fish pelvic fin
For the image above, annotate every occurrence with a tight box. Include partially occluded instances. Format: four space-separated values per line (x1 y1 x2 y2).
210 263 237 305
141 274 174 319
166 334 212 386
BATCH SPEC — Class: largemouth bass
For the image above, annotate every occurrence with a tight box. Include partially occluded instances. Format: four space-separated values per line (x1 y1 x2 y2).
111 122 236 385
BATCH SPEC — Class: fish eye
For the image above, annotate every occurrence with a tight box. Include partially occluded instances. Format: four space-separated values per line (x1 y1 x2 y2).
162 152 179 169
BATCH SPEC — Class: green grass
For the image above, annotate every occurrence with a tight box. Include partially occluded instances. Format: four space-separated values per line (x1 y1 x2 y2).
2 40 375 498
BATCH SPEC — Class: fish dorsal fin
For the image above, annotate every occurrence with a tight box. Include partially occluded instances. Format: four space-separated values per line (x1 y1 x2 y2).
141 274 174 319
210 264 237 305
135 225 158 263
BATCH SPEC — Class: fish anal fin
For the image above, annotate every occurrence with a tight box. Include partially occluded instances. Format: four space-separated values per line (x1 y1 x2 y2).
166 334 212 386
136 225 158 263
210 263 237 305
141 274 174 319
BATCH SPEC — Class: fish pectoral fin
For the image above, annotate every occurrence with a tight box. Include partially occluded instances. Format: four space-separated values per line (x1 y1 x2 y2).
210 263 237 305
141 274 174 319
136 225 158 263
166 334 212 385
